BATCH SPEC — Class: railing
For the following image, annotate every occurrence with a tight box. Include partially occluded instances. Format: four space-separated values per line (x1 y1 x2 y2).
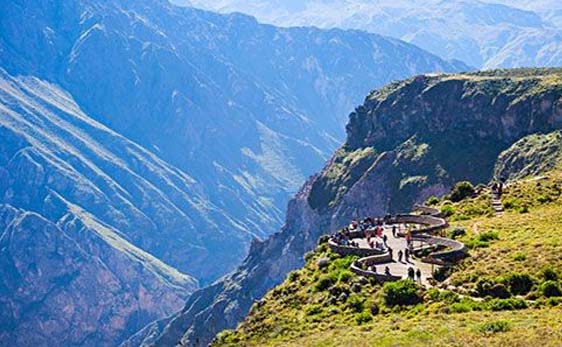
327 205 467 282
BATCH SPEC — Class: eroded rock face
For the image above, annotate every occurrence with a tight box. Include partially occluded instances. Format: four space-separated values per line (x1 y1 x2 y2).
0 205 194 347
143 69 562 347
0 69 200 346
495 130 562 180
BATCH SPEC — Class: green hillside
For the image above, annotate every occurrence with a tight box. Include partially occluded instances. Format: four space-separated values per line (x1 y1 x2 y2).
212 164 562 347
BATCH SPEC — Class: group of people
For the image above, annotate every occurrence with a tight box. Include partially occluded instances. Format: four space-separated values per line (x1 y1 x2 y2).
331 214 427 283
408 267 422 282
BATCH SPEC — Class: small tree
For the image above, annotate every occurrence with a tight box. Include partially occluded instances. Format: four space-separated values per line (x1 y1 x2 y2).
448 181 475 202
383 280 422 307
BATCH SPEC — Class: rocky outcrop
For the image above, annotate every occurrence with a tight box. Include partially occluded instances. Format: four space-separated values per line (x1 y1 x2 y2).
145 68 562 347
0 204 195 347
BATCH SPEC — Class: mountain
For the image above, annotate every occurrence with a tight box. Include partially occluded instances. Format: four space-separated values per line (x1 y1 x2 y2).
1 0 465 285
0 69 198 346
141 68 562 346
182 0 562 69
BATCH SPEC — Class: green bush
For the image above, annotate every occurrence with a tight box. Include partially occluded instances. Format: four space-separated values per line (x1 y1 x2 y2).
476 278 510 298
477 320 510 333
448 181 475 202
478 231 500 242
305 305 323 316
512 252 527 261
501 273 534 296
449 302 472 313
487 298 528 311
315 274 337 291
541 266 559 281
383 280 422 307
338 270 354 283
540 280 562 297
287 271 300 282
440 205 455 217
346 294 365 313
426 196 440 205
448 227 466 239
354 311 372 325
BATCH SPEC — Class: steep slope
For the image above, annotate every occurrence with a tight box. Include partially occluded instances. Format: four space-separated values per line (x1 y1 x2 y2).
183 0 562 69
495 130 562 181
0 69 209 346
210 169 562 347
1 0 465 283
145 68 562 346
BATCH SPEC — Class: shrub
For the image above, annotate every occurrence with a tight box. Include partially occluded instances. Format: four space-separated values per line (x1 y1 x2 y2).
517 205 529 214
315 274 337 291
541 266 559 281
478 231 499 242
346 294 365 313
287 271 300 282
305 305 323 316
449 302 472 313
369 303 380 315
475 278 511 298
448 227 466 239
338 270 354 283
477 320 510 333
512 252 527 261
355 311 372 325
448 181 475 202
383 280 422 307
440 205 455 217
501 273 534 296
426 196 440 205
540 280 562 298
489 284 511 299
537 194 552 204
487 298 528 311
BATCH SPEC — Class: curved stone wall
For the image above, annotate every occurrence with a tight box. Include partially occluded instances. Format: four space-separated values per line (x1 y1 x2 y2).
328 205 467 282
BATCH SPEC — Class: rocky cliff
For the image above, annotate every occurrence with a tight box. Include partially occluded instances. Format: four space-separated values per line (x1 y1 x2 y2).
495 130 562 180
145 68 562 347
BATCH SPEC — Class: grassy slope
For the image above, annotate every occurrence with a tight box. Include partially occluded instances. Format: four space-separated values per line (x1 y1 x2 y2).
212 169 562 347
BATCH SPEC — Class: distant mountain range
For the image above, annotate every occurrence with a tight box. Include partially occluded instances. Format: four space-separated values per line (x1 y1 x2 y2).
0 0 464 345
181 0 562 69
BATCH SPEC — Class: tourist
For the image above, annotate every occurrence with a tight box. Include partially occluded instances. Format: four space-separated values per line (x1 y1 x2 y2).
408 267 415 280
397 250 403 263
384 266 391 276
388 247 393 260
392 225 397 237
405 248 409 262
383 234 388 246
416 268 422 282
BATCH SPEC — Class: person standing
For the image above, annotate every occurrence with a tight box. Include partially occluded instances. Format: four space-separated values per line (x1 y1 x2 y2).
416 268 422 282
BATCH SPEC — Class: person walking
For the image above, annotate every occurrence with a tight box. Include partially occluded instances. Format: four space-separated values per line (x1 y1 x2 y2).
407 267 415 280
416 268 422 282
405 248 410 262
397 250 403 263
383 234 388 246
392 225 397 237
